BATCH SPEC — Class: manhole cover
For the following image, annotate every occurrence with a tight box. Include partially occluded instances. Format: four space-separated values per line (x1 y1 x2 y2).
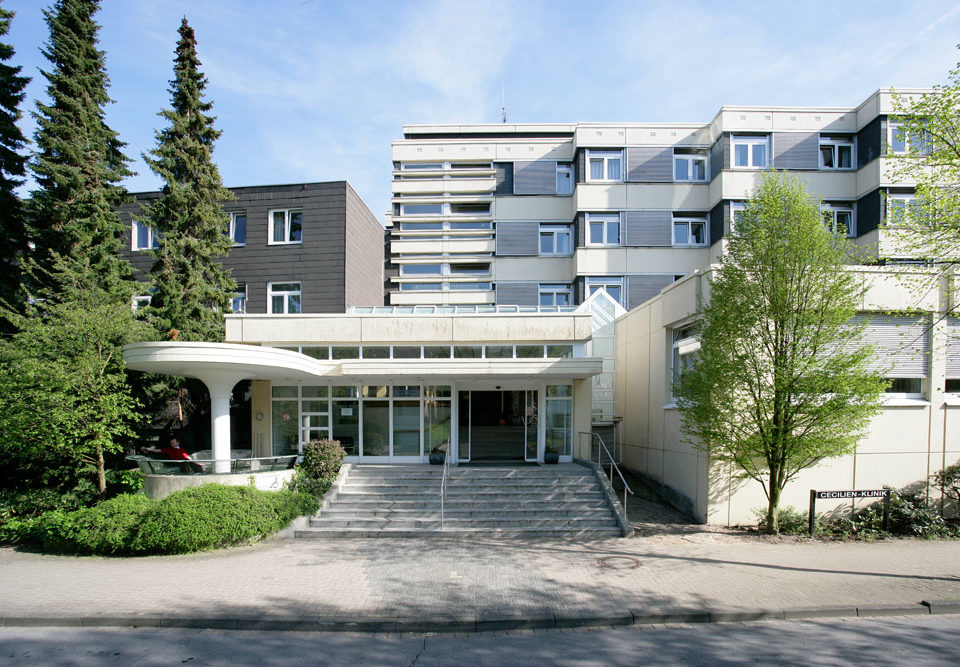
597 555 641 570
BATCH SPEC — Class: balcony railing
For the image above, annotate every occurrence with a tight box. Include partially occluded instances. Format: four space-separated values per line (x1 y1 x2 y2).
126 455 297 476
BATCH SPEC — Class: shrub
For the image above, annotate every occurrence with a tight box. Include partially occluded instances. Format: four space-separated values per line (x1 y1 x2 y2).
753 505 811 535
286 468 333 498
132 485 313 554
5 494 154 554
0 487 87 526
851 490 954 539
299 439 346 479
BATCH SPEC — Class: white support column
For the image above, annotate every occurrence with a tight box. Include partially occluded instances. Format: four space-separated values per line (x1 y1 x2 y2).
201 373 247 474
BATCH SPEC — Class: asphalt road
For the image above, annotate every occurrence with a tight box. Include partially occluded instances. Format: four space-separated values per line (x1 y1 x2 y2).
1 614 958 665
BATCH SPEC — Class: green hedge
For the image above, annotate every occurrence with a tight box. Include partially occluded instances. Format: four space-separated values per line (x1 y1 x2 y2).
2 485 318 556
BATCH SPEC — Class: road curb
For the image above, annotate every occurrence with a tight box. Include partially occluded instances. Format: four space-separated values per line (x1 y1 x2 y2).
1 601 953 634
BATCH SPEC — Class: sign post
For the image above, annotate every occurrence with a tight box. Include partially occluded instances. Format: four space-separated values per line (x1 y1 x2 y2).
808 489 891 537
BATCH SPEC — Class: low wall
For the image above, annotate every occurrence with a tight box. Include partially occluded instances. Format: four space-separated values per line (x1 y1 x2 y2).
142 469 295 499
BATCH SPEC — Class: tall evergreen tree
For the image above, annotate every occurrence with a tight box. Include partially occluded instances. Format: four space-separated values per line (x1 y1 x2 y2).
0 2 30 317
141 17 235 343
27 0 134 301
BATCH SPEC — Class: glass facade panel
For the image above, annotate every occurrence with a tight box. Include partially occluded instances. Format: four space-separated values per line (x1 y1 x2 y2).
545 398 573 457
362 401 389 456
425 400 452 455
546 385 572 397
271 400 299 456
302 386 327 398
424 346 451 358
485 345 513 358
516 345 544 358
332 400 358 455
393 346 421 358
332 346 360 359
394 385 421 397
393 400 421 455
547 345 574 358
302 400 327 413
271 386 297 398
302 347 329 360
332 385 357 398
425 386 452 398
362 346 390 359
363 385 390 398
454 345 482 358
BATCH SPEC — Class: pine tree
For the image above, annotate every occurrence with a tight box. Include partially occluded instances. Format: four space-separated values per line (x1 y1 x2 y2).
141 18 235 343
27 0 134 302
0 2 30 318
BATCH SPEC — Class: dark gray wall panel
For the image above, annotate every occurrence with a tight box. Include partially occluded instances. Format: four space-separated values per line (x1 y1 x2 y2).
344 182 387 308
624 210 672 247
858 116 883 167
709 202 725 245
856 189 882 237
494 162 514 195
576 148 586 184
709 137 724 182
626 274 675 310
626 147 672 182
575 212 586 248
495 221 539 256
773 132 818 170
495 281 538 306
513 160 557 194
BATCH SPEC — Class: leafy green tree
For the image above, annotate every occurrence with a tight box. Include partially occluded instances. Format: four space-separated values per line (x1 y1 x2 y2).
0 2 30 320
674 173 888 533
0 258 151 496
27 0 134 301
888 61 960 262
140 18 236 343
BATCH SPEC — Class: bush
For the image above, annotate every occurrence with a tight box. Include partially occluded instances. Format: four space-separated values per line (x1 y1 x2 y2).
850 490 954 539
4 494 154 554
299 439 346 479
752 505 811 535
132 485 313 554
286 468 333 498
0 487 87 526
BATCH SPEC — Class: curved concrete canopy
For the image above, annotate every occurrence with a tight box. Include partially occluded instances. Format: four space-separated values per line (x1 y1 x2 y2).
123 342 338 382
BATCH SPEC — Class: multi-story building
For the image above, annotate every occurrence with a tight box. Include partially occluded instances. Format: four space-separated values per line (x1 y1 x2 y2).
119 181 384 315
386 89 928 312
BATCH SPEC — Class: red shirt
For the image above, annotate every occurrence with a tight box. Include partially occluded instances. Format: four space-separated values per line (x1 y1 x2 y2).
159 446 191 460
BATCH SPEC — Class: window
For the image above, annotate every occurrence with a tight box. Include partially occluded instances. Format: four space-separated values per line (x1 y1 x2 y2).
448 263 489 276
231 283 247 314
819 135 854 169
671 325 700 397
399 203 443 216
228 212 247 245
401 162 443 171
268 282 301 314
449 202 490 215
886 193 918 225
885 377 923 398
888 121 930 155
730 201 746 229
539 224 573 256
401 264 442 276
539 283 572 306
586 150 623 182
399 283 443 291
674 149 708 181
269 209 302 244
586 277 623 306
732 135 768 168
673 217 707 246
132 295 151 312
556 163 573 194
821 203 855 237
132 221 159 250
587 213 621 246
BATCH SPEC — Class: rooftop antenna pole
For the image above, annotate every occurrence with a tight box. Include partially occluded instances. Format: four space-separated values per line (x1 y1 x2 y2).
501 84 507 124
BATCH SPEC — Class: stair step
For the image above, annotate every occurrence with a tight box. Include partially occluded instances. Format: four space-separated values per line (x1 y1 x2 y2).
320 508 615 519
296 527 623 539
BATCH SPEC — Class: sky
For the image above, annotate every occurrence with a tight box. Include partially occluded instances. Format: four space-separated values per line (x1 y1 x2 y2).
5 0 960 220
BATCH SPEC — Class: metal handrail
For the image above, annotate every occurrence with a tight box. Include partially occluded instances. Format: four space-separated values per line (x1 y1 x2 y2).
579 431 634 513
126 454 297 475
439 450 451 530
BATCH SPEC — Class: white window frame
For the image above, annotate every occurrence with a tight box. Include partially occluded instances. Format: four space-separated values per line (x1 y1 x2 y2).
268 281 302 314
586 213 622 246
884 377 925 400
887 121 930 155
556 163 574 194
132 221 159 251
585 277 624 306
539 283 572 307
819 135 855 170
673 150 708 182
821 203 856 237
132 295 151 312
670 325 700 399
731 135 769 169
539 224 573 256
729 201 746 230
886 193 918 225
586 150 623 182
672 217 708 247
228 211 247 246
231 283 247 314
268 209 303 245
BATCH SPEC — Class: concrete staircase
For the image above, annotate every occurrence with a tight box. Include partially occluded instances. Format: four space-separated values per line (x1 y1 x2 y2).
295 463 624 538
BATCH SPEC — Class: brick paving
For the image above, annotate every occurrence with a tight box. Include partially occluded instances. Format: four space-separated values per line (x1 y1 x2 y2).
1 529 958 622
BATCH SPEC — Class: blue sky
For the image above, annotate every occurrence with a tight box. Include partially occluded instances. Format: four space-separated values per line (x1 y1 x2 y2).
6 0 960 220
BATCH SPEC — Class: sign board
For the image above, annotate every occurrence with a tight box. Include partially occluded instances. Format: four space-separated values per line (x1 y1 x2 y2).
814 489 890 500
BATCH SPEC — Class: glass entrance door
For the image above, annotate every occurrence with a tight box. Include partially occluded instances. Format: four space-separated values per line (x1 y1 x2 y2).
457 389 540 462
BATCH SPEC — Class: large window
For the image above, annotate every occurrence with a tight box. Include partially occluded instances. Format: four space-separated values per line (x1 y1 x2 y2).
132 221 159 251
586 277 623 306
819 135 854 169
821 203 855 237
732 135 769 168
888 121 930 155
539 224 573 256
556 163 573 194
586 150 623 182
544 385 573 458
674 149 708 182
269 209 302 244
886 193 918 225
671 325 700 398
673 217 707 246
231 283 247 314
268 282 301 314
228 211 247 245
539 283 572 306
587 213 621 246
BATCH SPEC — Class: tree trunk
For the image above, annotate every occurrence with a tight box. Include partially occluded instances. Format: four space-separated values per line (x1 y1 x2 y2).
766 475 782 534
96 444 106 495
